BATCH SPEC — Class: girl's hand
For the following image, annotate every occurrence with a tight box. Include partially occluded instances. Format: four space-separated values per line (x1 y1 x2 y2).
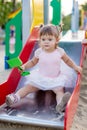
75 66 82 74
18 65 25 73
18 65 30 76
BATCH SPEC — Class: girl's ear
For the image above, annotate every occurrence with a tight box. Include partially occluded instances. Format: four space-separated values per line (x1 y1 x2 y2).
56 37 60 43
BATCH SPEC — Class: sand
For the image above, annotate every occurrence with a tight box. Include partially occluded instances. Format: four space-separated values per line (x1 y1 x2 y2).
70 55 87 130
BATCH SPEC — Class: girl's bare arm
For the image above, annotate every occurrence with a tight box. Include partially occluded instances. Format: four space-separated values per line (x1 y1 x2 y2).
62 53 82 74
21 56 39 71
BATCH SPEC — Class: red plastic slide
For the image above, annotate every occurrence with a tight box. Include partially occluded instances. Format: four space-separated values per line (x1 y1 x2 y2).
64 44 87 130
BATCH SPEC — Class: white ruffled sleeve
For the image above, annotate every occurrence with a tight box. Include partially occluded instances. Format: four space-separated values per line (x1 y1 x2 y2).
57 47 65 57
34 48 41 58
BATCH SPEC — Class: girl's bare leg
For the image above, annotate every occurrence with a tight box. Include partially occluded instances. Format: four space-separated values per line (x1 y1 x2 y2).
52 87 71 113
52 87 64 104
6 84 39 106
16 84 39 98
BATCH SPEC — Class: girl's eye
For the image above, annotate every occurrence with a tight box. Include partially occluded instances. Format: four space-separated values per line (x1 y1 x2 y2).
49 38 52 41
42 38 45 41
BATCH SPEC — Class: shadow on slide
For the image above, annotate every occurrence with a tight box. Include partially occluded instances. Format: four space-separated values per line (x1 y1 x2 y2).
0 27 85 130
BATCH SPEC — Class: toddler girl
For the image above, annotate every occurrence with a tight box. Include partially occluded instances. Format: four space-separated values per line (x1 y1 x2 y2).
6 24 82 113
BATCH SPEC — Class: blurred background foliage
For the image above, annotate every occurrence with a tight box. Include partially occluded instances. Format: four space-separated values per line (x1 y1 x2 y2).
81 2 87 11
0 0 21 28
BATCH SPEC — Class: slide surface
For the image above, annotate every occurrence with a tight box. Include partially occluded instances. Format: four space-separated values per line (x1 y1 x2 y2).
0 28 85 129
66 44 87 130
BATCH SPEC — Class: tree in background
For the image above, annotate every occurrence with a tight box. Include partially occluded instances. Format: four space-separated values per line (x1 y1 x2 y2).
0 1 21 28
62 14 71 32
1 0 4 3
12 0 16 12
81 2 87 11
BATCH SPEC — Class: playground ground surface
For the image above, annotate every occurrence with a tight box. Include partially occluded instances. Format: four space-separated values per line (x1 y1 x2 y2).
70 55 87 130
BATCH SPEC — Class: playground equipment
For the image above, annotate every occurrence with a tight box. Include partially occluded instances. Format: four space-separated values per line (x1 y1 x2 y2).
30 0 61 31
30 0 44 31
50 0 61 25
5 9 22 69
71 0 79 35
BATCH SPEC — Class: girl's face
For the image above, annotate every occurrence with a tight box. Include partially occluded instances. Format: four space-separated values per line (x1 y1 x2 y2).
40 35 58 52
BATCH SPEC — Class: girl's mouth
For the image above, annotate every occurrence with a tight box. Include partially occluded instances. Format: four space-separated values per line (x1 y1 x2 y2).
45 45 49 47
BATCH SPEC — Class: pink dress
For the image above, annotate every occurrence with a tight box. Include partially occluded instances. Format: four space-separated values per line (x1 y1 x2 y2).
27 47 75 90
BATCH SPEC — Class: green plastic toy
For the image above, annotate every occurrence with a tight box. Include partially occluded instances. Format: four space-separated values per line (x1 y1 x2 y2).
7 57 30 76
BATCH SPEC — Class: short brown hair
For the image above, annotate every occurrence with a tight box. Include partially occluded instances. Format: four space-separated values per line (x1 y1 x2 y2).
39 24 60 39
